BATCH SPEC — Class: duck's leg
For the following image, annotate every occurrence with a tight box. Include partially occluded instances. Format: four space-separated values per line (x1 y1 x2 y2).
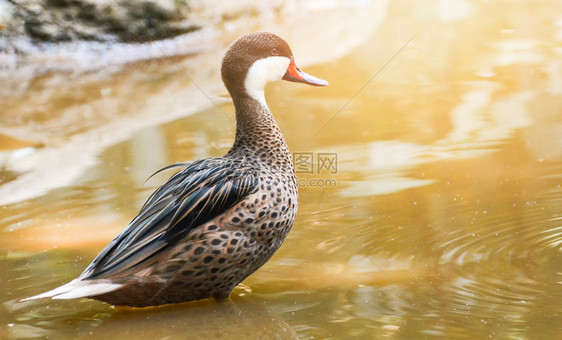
213 289 233 301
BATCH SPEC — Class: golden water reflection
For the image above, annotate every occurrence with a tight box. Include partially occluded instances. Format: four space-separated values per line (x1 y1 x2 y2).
2 0 562 338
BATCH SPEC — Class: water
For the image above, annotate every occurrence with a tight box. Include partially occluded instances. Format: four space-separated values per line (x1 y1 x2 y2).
2 0 562 338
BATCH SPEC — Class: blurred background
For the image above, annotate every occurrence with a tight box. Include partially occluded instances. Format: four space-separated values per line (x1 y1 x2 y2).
1 0 562 338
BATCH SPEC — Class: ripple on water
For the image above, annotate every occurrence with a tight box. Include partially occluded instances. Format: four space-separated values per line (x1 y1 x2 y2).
434 191 562 315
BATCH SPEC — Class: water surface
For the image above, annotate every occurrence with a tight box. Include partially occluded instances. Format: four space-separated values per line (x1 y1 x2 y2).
2 0 562 338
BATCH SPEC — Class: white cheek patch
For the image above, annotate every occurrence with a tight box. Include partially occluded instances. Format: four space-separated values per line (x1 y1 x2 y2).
244 56 290 107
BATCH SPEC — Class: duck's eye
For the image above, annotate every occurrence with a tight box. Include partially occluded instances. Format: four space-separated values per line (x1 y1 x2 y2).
271 48 279 56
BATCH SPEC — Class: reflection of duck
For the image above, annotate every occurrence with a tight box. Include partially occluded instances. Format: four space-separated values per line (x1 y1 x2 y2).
86 298 297 339
23 32 328 307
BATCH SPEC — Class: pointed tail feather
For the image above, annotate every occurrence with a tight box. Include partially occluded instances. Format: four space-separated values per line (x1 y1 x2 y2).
21 279 123 301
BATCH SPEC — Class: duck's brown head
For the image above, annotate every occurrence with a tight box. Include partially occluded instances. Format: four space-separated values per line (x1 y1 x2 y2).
221 32 328 105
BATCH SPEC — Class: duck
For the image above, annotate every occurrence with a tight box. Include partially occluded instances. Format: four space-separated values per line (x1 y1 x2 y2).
23 32 328 307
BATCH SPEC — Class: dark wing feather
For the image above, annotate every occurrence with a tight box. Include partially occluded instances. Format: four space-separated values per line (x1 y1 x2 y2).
81 158 258 280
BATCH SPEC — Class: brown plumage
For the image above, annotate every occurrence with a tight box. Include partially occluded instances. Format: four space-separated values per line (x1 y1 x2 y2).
22 32 328 307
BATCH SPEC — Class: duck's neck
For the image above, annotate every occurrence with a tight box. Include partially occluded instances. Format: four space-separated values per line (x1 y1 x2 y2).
227 95 293 172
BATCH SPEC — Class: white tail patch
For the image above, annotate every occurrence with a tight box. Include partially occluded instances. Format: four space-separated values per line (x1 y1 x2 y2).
21 279 123 301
